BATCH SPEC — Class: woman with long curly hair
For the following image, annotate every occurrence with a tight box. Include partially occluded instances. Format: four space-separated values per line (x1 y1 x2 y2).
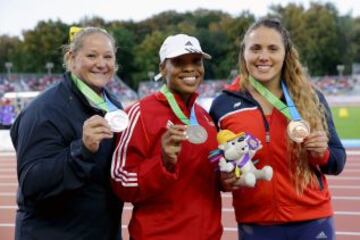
210 18 346 240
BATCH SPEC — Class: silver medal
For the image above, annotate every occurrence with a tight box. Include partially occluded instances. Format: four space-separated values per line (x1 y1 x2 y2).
186 125 208 144
287 120 310 143
105 110 129 132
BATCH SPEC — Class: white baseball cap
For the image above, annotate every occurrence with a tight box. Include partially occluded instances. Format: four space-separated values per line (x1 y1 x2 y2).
154 33 211 81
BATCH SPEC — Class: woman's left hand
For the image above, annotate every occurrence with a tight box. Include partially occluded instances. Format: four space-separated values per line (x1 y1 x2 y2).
303 130 328 158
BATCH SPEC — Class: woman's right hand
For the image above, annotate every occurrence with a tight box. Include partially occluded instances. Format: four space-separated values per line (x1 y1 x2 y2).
220 171 240 191
161 124 187 172
82 115 114 153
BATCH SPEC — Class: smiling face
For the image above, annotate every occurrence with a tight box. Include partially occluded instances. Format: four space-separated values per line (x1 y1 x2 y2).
70 32 116 93
243 26 286 85
160 53 204 102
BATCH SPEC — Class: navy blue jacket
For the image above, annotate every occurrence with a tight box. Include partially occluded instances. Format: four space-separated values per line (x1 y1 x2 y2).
10 73 123 240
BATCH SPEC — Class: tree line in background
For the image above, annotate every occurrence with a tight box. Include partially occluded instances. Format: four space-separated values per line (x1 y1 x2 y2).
1 2 360 89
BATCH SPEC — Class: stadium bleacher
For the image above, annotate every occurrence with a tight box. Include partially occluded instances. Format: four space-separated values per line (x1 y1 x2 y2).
0 74 138 127
1 73 359 128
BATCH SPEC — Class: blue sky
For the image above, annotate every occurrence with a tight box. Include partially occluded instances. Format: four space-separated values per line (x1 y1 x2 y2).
0 0 359 37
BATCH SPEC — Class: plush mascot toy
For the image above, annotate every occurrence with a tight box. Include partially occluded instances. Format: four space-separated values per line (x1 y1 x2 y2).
210 130 273 187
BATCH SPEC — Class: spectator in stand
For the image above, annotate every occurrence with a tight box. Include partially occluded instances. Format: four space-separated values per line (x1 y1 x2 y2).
0 99 16 128
111 33 223 239
210 18 346 240
10 27 124 240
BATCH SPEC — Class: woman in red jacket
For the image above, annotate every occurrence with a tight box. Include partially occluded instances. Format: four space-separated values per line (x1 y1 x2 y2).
210 18 346 240
111 34 222 240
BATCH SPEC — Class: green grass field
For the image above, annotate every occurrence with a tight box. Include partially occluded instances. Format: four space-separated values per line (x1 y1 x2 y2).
331 106 360 139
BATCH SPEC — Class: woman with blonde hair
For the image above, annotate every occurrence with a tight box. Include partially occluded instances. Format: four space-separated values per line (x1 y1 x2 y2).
11 27 124 240
210 18 346 240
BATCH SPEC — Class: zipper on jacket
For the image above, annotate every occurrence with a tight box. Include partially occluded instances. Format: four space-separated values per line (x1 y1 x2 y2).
265 132 270 143
315 168 324 190
225 90 278 220
246 93 270 140
245 91 278 219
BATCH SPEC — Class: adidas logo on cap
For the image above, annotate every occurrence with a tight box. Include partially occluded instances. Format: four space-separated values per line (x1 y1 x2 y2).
185 41 193 46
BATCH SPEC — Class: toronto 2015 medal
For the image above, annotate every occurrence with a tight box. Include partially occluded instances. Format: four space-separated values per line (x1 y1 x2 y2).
287 120 310 143
70 73 128 132
160 85 208 145
105 110 129 132
186 125 208 144
281 80 310 143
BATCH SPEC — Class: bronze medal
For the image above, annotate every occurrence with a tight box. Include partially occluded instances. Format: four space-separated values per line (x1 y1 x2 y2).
287 120 310 143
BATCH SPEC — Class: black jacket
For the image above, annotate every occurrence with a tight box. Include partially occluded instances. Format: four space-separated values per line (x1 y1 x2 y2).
10 73 123 240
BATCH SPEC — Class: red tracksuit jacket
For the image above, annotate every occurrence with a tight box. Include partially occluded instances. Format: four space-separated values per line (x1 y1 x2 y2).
210 87 346 224
111 91 222 240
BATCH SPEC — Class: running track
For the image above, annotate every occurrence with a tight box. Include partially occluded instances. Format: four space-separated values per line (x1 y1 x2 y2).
1 149 360 240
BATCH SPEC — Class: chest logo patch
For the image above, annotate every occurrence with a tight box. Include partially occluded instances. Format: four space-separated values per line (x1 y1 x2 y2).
233 101 242 108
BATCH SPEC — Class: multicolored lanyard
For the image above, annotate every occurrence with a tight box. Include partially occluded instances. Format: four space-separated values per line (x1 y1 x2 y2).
249 75 310 143
281 81 302 121
249 75 291 120
160 85 198 125
71 74 117 112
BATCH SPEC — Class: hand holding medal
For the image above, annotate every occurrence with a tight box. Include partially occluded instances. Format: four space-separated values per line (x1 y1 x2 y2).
71 74 129 133
303 130 329 161
83 115 114 153
161 124 188 171
160 85 208 145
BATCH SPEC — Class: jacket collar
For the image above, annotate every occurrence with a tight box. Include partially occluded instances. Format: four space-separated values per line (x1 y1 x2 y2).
223 87 286 104
63 72 123 111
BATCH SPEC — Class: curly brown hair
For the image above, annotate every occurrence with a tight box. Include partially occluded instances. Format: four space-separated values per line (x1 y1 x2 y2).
239 18 329 193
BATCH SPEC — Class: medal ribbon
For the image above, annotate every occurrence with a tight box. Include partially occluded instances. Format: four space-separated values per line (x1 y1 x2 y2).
103 94 119 112
72 74 117 112
281 81 302 121
249 76 291 120
160 85 198 126
189 104 199 126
